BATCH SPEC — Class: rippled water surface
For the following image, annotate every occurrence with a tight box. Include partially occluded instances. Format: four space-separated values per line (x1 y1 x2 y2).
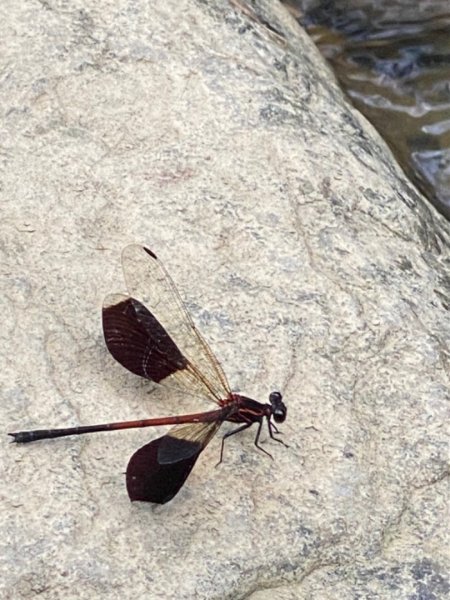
287 1 450 219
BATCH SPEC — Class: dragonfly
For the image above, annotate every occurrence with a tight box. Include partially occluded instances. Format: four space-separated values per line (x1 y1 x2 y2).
9 245 288 504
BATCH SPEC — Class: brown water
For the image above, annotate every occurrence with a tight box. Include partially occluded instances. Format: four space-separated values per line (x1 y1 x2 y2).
286 1 450 220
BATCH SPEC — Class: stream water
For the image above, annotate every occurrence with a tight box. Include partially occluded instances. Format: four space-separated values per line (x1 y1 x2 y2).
286 0 450 220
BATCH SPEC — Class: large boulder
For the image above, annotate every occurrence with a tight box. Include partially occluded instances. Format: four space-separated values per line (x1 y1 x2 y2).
1 1 448 598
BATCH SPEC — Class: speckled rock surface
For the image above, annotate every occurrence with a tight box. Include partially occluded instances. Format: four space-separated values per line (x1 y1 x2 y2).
1 1 449 599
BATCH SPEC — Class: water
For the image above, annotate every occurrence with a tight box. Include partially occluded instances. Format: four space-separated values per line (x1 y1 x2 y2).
287 1 450 220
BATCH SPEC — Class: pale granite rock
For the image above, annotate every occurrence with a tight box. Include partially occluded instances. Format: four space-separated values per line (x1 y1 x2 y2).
1 1 448 599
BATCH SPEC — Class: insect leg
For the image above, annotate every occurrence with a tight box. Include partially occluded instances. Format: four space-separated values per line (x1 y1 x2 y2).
253 419 273 460
216 422 253 467
267 419 289 448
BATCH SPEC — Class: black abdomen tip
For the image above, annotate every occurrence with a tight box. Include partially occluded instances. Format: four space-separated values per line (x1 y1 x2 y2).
9 431 35 443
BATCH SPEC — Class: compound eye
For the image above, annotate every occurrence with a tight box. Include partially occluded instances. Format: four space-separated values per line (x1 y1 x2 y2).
269 391 286 422
273 408 286 423
269 391 282 404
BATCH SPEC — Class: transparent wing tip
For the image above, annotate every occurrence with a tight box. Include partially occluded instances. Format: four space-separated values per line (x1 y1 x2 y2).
121 244 158 265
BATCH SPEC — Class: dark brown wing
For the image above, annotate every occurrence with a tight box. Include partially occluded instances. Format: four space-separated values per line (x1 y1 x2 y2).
126 420 223 503
103 245 232 403
102 293 187 382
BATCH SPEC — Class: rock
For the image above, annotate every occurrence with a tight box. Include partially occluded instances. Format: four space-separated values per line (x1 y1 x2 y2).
1 0 449 599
